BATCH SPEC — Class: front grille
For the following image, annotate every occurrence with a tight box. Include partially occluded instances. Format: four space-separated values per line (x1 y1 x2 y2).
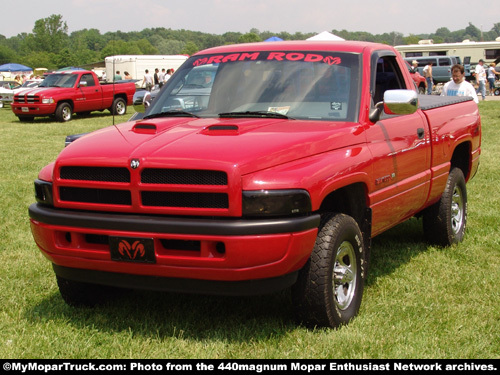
141 191 228 208
15 95 40 104
56 167 232 213
142 169 227 185
60 187 132 205
60 166 130 182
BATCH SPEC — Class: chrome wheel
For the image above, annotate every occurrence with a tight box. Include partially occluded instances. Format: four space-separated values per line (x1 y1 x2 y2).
62 106 71 121
451 185 464 234
333 241 357 310
116 100 126 115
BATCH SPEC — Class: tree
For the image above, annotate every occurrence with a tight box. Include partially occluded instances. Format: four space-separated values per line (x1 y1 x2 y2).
464 22 481 41
181 42 199 55
135 39 158 55
21 51 56 70
100 40 142 59
156 39 186 55
0 45 17 65
493 23 500 37
237 33 261 44
30 14 69 54
52 48 78 68
403 35 421 45
70 29 105 52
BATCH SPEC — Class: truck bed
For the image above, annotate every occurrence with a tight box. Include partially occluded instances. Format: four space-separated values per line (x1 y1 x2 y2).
418 95 473 110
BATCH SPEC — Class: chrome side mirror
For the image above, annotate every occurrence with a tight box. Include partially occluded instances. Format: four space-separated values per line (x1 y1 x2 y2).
132 90 152 113
383 89 418 115
369 89 418 123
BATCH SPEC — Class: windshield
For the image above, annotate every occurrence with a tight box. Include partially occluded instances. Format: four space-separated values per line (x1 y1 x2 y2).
39 73 78 88
147 51 361 122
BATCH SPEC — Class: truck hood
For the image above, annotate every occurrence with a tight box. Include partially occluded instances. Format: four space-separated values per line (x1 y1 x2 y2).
13 87 52 97
57 117 364 176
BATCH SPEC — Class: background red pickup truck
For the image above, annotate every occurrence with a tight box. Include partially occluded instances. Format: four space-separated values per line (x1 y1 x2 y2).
29 41 481 328
11 70 135 122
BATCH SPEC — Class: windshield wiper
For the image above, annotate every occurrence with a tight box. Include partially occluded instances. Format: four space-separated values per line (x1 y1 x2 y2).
144 110 199 119
218 111 292 119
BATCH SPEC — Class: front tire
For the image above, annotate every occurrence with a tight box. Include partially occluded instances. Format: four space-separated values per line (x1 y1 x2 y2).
423 168 467 246
56 276 121 307
292 213 366 328
55 102 72 122
17 115 34 122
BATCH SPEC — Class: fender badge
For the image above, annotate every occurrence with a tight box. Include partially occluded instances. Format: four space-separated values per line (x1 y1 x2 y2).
130 159 140 169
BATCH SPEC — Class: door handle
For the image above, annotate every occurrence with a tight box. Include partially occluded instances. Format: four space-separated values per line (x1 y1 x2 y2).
417 128 425 139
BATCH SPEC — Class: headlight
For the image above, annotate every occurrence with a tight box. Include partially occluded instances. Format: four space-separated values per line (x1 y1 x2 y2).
42 98 55 104
242 189 312 217
34 179 54 206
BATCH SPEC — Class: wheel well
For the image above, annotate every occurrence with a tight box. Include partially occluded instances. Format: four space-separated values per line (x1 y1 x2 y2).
57 100 73 109
318 183 372 254
450 142 471 180
113 93 127 101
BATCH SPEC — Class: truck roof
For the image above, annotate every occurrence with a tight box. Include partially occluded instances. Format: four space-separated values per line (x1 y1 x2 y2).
197 40 395 55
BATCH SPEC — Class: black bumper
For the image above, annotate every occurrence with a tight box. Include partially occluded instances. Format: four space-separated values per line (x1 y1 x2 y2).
29 203 320 236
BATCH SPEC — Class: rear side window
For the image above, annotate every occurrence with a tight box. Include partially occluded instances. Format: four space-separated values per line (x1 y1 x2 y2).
438 58 451 66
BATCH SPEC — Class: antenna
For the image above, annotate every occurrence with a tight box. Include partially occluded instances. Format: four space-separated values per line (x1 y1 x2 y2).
112 53 116 126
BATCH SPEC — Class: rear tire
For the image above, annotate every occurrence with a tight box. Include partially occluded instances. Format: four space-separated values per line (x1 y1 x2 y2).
111 97 127 115
292 213 366 328
423 168 467 246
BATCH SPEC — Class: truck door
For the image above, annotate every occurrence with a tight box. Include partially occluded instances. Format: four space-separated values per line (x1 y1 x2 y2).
366 52 431 235
75 73 103 112
463 56 472 80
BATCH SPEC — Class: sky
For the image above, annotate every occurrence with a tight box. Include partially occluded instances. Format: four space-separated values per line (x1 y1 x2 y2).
1 0 498 39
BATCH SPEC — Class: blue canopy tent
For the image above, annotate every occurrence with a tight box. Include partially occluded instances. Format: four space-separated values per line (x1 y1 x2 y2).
264 36 284 42
0 63 33 72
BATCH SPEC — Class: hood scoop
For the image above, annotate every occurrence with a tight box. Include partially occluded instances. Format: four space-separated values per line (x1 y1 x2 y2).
201 124 239 136
132 122 157 134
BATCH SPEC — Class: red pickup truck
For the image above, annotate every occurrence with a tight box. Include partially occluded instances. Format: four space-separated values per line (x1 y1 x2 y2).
11 70 136 122
29 41 481 328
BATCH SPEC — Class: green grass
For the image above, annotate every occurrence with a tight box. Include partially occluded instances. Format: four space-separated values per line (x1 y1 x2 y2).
0 104 499 359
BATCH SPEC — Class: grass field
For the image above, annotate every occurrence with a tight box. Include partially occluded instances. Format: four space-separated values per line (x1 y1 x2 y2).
0 104 498 359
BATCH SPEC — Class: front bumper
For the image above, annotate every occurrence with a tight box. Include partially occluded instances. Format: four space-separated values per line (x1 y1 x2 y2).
12 102 56 116
29 204 320 291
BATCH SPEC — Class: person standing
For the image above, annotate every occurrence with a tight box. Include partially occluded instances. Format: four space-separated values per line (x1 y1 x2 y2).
153 68 160 88
487 62 500 96
158 69 166 88
423 62 433 95
409 60 419 74
441 64 478 104
475 59 487 101
164 68 172 83
142 69 154 91
114 71 122 81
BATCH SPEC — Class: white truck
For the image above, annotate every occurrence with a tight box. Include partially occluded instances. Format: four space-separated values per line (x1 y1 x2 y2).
105 55 189 87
